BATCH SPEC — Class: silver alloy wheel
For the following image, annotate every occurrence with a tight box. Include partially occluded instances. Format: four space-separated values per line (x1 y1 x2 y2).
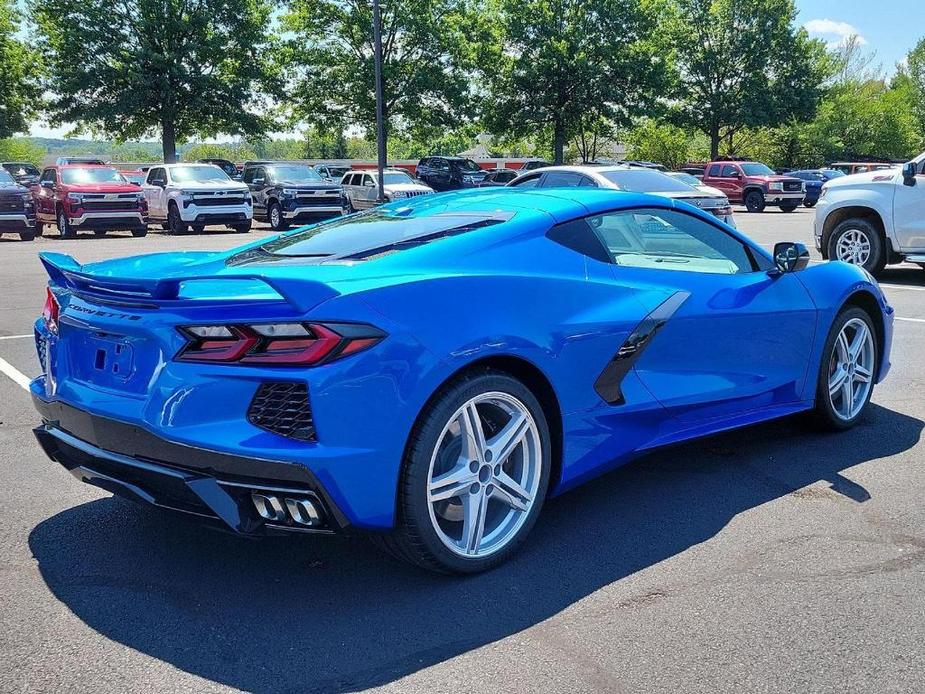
270 204 281 229
426 392 542 558
828 317 875 421
58 211 67 236
835 228 872 266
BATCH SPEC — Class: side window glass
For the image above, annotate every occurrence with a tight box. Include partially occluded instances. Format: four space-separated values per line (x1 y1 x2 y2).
542 171 582 187
363 174 373 186
721 165 738 178
242 168 254 184
588 207 755 275
41 169 55 184
510 174 541 188
578 176 598 187
708 164 720 176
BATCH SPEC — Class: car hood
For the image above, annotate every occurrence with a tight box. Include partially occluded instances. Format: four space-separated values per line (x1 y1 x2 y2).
170 181 250 192
824 169 899 187
273 182 341 192
0 182 29 195
61 183 142 194
694 184 727 198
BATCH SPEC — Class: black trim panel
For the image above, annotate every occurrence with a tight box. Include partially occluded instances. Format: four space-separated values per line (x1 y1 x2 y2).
594 291 690 404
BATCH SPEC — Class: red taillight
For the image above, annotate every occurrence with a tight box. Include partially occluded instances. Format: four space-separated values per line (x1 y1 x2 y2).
176 322 385 366
42 287 60 334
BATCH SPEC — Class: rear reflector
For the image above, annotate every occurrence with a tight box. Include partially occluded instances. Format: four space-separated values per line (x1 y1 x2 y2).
42 287 60 335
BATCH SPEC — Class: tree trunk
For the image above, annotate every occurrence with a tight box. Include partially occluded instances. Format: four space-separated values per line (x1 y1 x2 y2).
162 120 177 163
709 123 720 160
553 119 565 165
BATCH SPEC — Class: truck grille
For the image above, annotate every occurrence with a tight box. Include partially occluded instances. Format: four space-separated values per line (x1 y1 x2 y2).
783 181 802 192
401 190 432 198
190 195 249 207
248 382 316 442
81 201 141 211
294 192 341 206
0 195 24 212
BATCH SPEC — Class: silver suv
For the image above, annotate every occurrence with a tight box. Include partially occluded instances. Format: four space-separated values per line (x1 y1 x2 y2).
143 164 252 234
341 169 434 211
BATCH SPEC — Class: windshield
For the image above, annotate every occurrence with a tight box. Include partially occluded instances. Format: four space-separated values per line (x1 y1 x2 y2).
740 163 775 176
668 172 700 185
0 169 15 185
453 159 481 172
601 169 699 193
821 169 846 178
383 171 414 185
61 167 125 184
4 163 39 177
170 166 231 183
121 172 146 184
268 165 322 184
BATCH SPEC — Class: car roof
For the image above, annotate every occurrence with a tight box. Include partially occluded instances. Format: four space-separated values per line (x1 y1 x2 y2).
56 163 116 169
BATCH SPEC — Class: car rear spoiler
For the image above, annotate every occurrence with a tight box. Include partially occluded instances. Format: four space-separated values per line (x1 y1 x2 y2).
38 252 339 314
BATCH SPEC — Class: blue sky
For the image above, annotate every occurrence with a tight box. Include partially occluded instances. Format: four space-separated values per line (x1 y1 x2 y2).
795 0 923 74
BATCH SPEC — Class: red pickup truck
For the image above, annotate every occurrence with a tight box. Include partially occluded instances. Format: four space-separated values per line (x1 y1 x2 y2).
31 165 148 238
701 160 805 213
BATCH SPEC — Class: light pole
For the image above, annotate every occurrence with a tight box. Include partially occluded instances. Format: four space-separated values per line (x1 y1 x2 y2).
372 0 386 203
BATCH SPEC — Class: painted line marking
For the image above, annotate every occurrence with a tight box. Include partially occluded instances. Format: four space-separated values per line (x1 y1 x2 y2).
0 334 32 341
880 284 925 293
895 316 925 324
0 357 30 391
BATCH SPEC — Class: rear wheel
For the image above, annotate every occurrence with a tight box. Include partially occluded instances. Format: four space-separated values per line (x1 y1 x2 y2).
131 226 147 238
375 370 551 573
744 190 765 213
804 200 817 208
93 229 107 237
779 202 799 212
811 307 877 430
232 222 252 233
57 209 75 238
827 218 886 275
19 230 35 241
35 222 43 237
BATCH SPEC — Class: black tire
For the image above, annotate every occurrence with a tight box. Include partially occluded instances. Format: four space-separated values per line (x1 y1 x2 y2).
191 224 206 234
57 209 75 238
131 226 148 238
804 200 817 208
779 202 799 212
19 230 36 241
744 190 766 213
232 222 252 233
374 369 552 574
93 229 107 237
35 222 44 237
345 198 356 214
827 218 886 276
167 204 188 235
809 307 878 431
268 201 288 231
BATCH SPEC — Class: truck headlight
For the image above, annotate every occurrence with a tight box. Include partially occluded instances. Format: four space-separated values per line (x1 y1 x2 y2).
282 188 297 198
769 182 783 192
819 186 828 199
179 190 194 200
66 193 83 204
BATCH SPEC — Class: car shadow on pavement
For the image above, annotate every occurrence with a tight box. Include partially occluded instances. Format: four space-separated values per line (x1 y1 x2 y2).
28 404 923 693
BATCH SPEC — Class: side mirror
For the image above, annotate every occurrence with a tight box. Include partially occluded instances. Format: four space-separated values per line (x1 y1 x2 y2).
773 242 810 273
41 180 54 189
151 179 166 187
902 161 917 186
364 181 375 187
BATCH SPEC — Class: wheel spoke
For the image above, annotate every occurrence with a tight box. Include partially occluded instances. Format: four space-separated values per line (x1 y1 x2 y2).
457 402 486 464
428 462 477 503
829 367 849 395
847 326 868 362
492 470 532 512
487 411 529 464
854 364 873 383
836 331 850 362
461 489 489 554
840 378 854 416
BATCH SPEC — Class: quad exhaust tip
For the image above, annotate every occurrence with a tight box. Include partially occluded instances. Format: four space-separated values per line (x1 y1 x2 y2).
251 492 323 527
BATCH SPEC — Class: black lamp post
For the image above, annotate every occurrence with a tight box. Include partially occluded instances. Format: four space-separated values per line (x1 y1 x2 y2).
372 0 386 203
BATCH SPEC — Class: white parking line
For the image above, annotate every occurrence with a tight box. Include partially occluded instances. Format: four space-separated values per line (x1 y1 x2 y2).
0 334 32 341
896 317 925 324
881 284 925 292
0 357 30 391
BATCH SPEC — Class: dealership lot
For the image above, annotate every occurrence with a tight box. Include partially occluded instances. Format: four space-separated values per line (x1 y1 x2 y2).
2 207 925 693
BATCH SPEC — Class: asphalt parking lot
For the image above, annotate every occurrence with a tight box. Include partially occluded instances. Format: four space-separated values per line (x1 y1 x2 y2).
2 206 925 693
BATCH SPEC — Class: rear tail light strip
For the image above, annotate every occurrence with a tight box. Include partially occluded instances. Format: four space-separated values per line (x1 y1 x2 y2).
176 321 385 366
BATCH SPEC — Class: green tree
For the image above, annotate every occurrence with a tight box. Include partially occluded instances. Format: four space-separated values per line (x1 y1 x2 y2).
0 138 45 166
666 0 828 159
902 37 925 138
281 0 477 140
182 142 258 163
483 0 667 164
0 0 41 138
624 119 692 169
35 0 277 163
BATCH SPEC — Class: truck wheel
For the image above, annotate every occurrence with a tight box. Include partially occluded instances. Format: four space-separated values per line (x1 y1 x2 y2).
779 202 799 212
744 190 765 213
828 218 886 276
19 230 36 241
57 209 75 238
35 222 44 237
268 202 289 231
93 229 108 237
167 204 188 235
191 224 206 234
232 222 252 233
803 201 816 208
131 226 148 238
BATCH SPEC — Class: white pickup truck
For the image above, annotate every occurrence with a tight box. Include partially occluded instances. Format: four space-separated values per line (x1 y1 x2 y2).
814 152 925 275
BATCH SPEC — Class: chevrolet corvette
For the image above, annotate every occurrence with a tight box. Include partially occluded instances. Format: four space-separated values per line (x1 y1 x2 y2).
30 188 893 573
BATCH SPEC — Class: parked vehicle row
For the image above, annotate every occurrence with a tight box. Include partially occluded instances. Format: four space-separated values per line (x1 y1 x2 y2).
242 161 345 230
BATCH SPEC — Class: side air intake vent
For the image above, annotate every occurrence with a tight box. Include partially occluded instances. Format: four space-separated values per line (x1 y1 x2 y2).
247 382 316 441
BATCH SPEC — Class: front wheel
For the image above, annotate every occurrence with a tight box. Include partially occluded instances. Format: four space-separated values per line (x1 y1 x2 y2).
57 210 75 238
232 222 252 233
375 370 551 573
19 230 36 241
268 202 288 231
827 218 886 275
804 200 817 208
811 307 877 430
191 224 206 234
744 190 766 213
779 202 799 212
131 226 148 238
167 205 188 235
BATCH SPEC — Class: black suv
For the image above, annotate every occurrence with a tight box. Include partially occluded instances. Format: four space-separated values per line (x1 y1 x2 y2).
241 161 345 230
415 156 487 191
0 167 37 241
197 158 240 180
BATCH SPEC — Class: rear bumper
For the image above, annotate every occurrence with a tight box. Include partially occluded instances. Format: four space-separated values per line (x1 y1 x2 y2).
32 396 349 534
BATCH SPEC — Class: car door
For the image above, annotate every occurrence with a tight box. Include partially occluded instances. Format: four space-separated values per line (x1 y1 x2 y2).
143 167 166 219
248 167 269 217
893 161 925 250
35 168 57 221
588 206 817 425
360 173 377 207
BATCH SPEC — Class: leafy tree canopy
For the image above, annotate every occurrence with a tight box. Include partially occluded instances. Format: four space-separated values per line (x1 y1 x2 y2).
0 0 41 139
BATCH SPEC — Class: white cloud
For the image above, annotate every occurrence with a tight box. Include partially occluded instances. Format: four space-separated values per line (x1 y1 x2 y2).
803 18 867 47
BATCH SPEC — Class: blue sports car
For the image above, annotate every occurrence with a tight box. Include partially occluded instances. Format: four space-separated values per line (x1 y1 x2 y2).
30 188 893 573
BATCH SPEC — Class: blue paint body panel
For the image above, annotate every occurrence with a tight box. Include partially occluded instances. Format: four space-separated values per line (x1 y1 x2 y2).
30 188 894 529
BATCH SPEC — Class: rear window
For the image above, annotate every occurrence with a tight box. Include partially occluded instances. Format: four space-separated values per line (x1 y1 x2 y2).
600 169 697 193
232 210 512 263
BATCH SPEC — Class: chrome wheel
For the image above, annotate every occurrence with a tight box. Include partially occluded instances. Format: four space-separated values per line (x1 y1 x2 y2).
426 392 542 558
828 318 875 421
835 228 871 266
270 204 281 229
